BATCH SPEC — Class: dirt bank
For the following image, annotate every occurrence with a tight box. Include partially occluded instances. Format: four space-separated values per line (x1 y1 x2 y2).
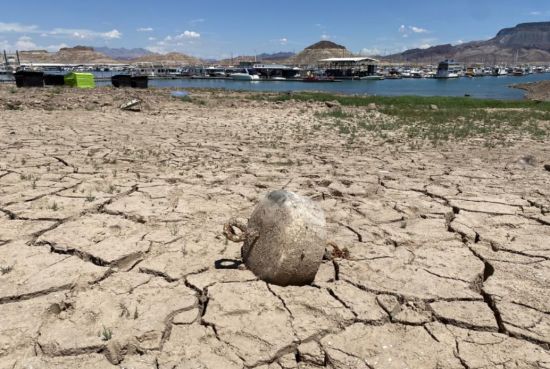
512 79 550 101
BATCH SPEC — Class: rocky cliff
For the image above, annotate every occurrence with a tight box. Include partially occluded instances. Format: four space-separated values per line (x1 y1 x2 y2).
383 22 550 63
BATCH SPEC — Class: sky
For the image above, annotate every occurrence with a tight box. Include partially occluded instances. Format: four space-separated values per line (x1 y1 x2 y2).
1 0 549 58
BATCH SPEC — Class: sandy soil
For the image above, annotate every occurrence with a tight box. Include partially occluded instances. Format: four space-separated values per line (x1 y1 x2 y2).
0 86 549 369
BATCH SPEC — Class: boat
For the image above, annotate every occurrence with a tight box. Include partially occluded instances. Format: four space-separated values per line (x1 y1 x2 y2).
253 64 301 79
424 70 436 78
230 68 260 80
400 68 412 78
386 69 402 79
205 67 227 77
475 68 487 77
491 66 508 76
435 60 461 79
511 67 525 76
410 69 424 78
360 75 385 80
302 76 339 82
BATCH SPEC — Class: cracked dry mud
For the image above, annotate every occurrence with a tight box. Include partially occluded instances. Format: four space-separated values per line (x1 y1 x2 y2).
0 86 549 369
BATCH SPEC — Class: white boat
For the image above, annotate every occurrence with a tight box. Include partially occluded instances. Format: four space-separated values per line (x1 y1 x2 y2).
435 60 461 79
424 70 436 78
400 68 412 78
205 67 227 77
410 69 424 78
491 66 508 76
511 67 525 76
270 76 286 80
230 69 260 80
360 75 385 80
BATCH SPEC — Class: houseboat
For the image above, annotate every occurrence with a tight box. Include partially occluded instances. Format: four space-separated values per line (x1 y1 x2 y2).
230 68 260 80
131 62 181 77
253 64 301 79
435 60 462 79
318 57 379 79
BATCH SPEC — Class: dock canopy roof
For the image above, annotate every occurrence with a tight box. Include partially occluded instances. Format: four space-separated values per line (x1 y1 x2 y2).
318 57 379 64
253 64 295 70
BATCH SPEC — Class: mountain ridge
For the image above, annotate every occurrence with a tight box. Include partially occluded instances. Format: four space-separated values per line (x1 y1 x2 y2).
381 22 550 63
93 47 154 60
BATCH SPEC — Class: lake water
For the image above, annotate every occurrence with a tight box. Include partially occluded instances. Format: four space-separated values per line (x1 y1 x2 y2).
114 73 549 100
3 72 549 100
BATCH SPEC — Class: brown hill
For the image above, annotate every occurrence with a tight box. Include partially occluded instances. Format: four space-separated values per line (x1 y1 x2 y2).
19 46 121 64
382 22 550 64
287 41 353 66
305 41 346 50
132 52 201 65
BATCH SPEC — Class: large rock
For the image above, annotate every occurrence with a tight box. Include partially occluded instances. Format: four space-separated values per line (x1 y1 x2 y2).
240 190 326 286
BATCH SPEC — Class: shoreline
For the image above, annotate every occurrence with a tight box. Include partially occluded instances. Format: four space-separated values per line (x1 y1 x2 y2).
0 81 535 101
4 72 550 100
511 80 550 101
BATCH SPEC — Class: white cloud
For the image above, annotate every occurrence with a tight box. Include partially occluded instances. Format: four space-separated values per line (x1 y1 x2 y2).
321 33 330 40
0 22 121 40
45 43 69 52
175 30 200 39
48 27 122 39
101 29 122 39
137 27 154 32
279 37 288 45
455 39 464 45
189 18 205 25
361 47 381 55
530 11 542 15
9 36 68 51
399 25 430 38
410 26 428 34
0 37 68 52
146 45 166 54
149 30 202 54
148 36 156 41
15 36 37 50
0 22 39 33
418 43 432 49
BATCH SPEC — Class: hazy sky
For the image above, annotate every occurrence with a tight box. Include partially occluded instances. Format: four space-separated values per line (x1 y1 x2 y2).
1 0 549 58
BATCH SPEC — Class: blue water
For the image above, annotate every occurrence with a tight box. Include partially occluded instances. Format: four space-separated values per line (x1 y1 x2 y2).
100 73 549 100
4 72 549 100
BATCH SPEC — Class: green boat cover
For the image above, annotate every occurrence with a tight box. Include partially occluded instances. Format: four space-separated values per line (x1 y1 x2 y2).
64 72 95 88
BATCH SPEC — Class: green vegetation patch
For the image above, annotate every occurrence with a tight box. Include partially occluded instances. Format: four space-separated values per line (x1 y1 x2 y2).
260 92 550 143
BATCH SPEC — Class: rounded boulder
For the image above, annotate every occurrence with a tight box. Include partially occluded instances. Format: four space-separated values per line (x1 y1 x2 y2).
241 190 326 286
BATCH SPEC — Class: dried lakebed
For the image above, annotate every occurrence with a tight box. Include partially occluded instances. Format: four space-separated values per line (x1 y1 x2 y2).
0 86 549 369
